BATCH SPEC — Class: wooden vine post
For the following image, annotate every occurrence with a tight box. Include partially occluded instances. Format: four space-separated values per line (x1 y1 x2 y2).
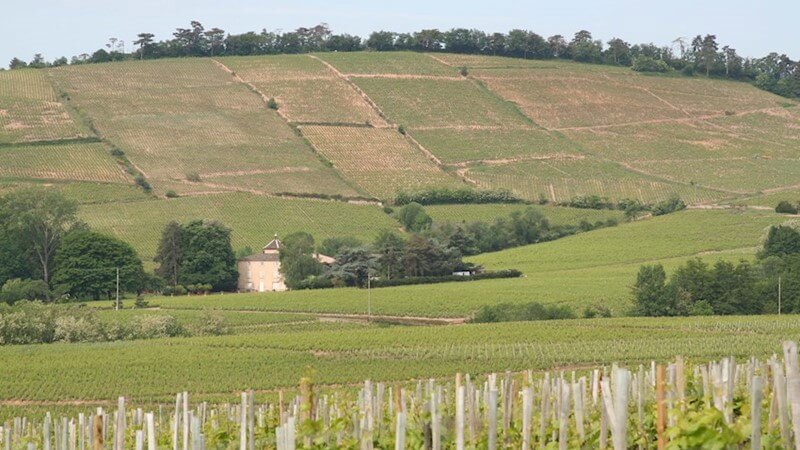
92 415 103 450
656 364 666 450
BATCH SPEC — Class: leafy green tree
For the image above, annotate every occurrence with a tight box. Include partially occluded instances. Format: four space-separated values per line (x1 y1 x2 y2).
632 56 670 73
154 221 183 286
395 202 432 232
568 30 602 63
179 220 238 291
0 188 78 283
0 278 51 304
9 58 27 69
52 230 145 300
319 236 362 257
632 264 669 316
326 247 377 287
133 33 155 59
402 235 459 277
776 201 798 214
279 232 322 289
761 225 800 259
373 230 405 280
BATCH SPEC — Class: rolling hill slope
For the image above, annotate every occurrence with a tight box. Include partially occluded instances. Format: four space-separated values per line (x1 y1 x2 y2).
0 52 799 274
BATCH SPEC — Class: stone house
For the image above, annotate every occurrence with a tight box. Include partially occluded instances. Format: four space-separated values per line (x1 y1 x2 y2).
237 235 334 293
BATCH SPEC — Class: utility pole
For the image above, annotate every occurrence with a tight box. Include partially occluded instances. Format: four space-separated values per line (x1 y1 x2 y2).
116 267 120 311
367 271 371 323
778 276 782 315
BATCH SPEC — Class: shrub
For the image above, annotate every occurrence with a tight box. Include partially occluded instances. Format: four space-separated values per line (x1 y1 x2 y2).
54 315 104 342
382 206 394 214
395 202 432 232
134 174 151 193
459 66 468 77
192 310 229 336
776 201 798 214
186 172 201 182
165 190 179 198
566 195 614 210
371 270 522 288
470 302 575 323
0 279 51 304
632 56 670 73
395 188 523 206
127 315 184 340
134 296 149 309
583 304 612 318
398 125 406 135
295 276 335 290
110 148 125 157
538 193 549 205
267 98 279 110
163 285 187 296
652 195 686 216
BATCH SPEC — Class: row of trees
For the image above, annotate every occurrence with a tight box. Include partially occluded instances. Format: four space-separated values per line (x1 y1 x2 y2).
280 205 618 289
7 22 799 99
633 225 800 316
153 220 238 292
0 189 147 302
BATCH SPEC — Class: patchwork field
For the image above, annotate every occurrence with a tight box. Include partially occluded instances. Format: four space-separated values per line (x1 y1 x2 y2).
411 128 581 164
0 69 88 144
49 59 357 196
79 192 398 263
300 125 463 197
351 77 530 128
220 55 386 125
463 157 728 203
0 141 127 183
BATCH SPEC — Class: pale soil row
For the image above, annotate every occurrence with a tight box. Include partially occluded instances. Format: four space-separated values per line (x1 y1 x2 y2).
445 153 586 168
200 167 312 178
307 55 391 128
409 124 534 131
552 107 787 132
426 54 455 67
346 74 465 81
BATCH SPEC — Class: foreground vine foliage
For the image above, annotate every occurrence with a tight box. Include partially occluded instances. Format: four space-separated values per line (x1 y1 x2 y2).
4 342 800 449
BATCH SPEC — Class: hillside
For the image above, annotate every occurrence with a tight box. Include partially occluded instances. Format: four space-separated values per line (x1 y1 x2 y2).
1 51 799 275
2 52 798 207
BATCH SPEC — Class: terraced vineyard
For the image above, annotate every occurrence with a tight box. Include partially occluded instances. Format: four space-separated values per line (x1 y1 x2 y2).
220 55 386 126
0 69 88 144
49 59 357 197
300 125 463 197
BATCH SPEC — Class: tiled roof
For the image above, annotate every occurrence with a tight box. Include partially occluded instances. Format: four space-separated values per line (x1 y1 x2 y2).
239 253 279 262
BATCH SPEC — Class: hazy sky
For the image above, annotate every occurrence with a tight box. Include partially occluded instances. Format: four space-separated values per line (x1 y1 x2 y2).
2 0 798 66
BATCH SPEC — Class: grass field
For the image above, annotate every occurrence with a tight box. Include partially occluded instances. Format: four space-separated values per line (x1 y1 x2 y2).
220 55 386 125
0 141 128 183
300 125 463 198
0 69 88 143
49 59 357 196
79 192 397 263
1 314 798 402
